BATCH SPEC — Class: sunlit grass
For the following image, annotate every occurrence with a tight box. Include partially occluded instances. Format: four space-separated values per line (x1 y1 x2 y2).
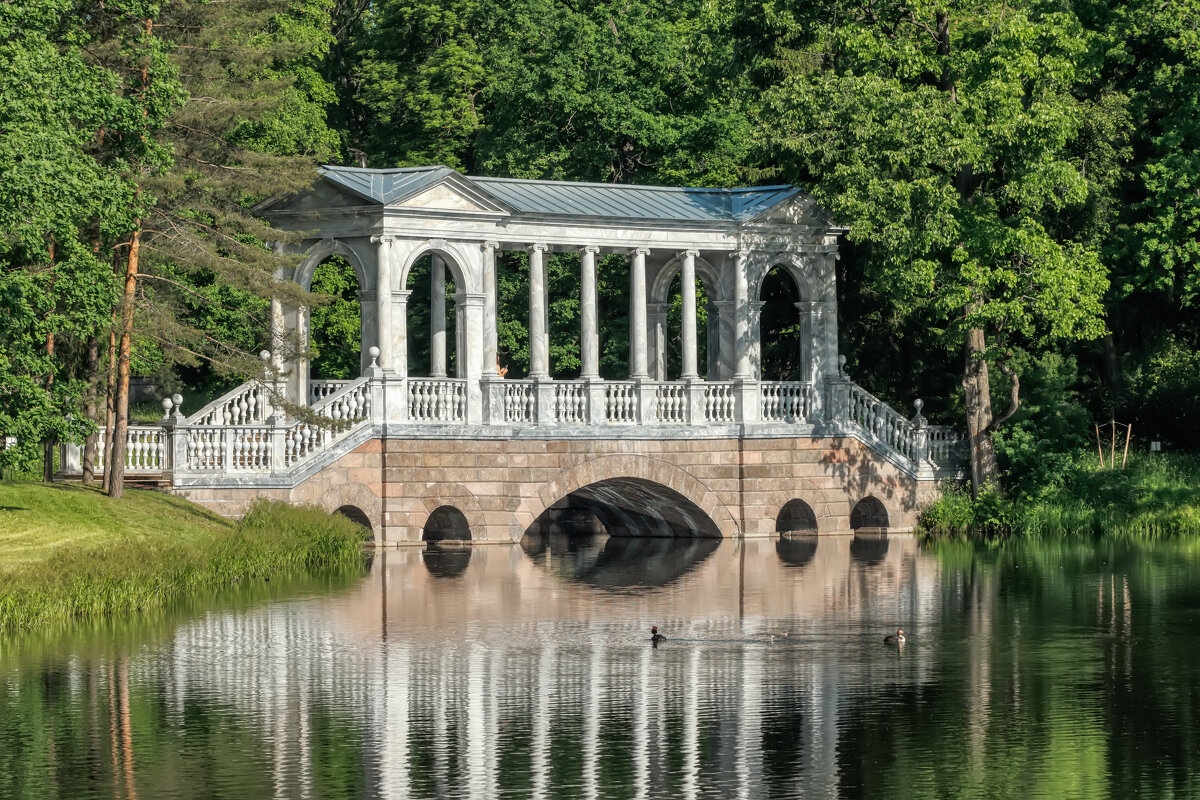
0 482 368 632
919 451 1200 537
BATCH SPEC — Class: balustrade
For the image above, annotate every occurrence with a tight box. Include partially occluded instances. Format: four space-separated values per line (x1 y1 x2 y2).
761 382 815 423
503 381 536 423
189 382 272 426
554 382 587 424
308 380 352 405
604 383 638 424
409 379 466 423
846 384 918 462
655 384 688 424
704 383 736 423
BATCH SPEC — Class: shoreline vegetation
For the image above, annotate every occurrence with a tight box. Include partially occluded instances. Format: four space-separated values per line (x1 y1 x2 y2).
0 483 369 634
919 451 1200 538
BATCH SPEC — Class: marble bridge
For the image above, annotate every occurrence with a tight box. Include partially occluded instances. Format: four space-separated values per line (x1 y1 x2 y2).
63 167 963 543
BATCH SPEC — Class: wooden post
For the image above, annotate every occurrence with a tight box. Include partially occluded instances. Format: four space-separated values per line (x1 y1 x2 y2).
1095 423 1103 467
1122 423 1132 469
1110 418 1116 469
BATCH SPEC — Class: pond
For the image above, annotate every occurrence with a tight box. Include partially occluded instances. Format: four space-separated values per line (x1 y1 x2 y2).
3 531 1200 799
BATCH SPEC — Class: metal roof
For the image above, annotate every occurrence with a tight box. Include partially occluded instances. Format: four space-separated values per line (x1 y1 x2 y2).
319 166 807 223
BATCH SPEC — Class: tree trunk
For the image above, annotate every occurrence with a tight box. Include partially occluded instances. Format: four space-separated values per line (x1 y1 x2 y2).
103 321 117 493
43 331 55 483
108 226 141 499
963 325 1000 496
83 336 100 485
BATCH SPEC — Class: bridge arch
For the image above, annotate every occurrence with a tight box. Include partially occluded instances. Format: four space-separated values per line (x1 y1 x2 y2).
514 455 739 539
315 482 382 542
405 482 486 540
850 495 890 530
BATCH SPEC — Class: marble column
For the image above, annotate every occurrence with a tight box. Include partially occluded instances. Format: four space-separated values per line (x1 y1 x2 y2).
372 236 394 371
649 303 670 380
580 246 600 379
734 250 752 379
629 247 650 379
529 244 550 378
393 290 411 377
482 241 499 376
681 249 699 379
430 254 447 377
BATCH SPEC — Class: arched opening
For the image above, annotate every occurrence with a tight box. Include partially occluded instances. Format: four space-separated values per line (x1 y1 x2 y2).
422 505 472 543
776 498 818 534
659 271 711 380
849 496 889 531
405 253 461 378
757 265 804 381
308 255 364 380
334 504 373 533
520 478 721 589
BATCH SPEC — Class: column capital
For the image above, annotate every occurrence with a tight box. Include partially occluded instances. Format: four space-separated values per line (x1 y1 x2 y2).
632 247 651 257
529 243 550 253
581 244 601 254
680 248 700 259
482 240 500 252
393 289 413 302
651 302 671 316
369 235 396 246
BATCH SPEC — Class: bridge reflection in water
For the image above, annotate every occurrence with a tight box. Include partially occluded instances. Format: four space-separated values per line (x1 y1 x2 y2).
0 530 946 800
153 532 935 800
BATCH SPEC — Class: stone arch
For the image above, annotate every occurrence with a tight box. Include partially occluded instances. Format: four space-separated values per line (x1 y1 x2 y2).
423 505 472 542
335 505 373 533
749 253 826 305
850 494 890 530
398 239 481 295
405 482 486 539
513 454 739 541
314 482 382 543
294 238 373 293
649 253 728 305
775 498 818 534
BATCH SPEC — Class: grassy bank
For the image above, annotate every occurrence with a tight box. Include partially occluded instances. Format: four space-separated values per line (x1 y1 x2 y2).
0 482 369 633
919 451 1200 537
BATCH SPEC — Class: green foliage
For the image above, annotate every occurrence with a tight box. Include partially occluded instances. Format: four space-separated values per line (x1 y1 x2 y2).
308 256 362 379
1124 334 1200 450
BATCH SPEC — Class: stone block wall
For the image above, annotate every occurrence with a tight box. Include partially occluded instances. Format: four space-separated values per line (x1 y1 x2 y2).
177 434 939 544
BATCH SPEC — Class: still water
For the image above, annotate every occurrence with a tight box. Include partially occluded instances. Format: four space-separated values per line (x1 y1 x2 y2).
3 532 1199 800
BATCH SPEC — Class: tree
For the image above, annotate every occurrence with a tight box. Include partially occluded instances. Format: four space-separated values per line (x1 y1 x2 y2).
759 0 1111 494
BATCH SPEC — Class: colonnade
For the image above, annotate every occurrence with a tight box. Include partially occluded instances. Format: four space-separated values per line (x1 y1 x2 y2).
358 240 748 385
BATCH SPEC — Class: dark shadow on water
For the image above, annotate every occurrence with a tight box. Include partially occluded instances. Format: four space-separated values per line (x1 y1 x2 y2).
776 534 818 568
421 544 472 578
522 531 720 590
850 531 890 566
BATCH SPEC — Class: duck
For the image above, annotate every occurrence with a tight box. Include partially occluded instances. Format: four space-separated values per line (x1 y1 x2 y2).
650 626 666 645
883 628 905 645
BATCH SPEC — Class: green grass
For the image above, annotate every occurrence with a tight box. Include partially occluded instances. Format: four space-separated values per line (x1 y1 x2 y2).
0 482 369 633
919 451 1200 538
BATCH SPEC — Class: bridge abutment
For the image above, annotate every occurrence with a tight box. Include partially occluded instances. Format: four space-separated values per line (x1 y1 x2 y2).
172 434 941 544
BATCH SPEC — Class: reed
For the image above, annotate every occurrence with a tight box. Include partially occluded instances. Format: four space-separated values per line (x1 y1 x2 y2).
919 451 1200 538
0 482 368 633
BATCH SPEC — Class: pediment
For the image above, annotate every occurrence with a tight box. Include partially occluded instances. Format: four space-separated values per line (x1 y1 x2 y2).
398 183 495 212
257 182 372 215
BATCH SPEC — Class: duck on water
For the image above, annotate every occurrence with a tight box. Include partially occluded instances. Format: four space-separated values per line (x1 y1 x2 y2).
650 626 666 646
884 628 905 644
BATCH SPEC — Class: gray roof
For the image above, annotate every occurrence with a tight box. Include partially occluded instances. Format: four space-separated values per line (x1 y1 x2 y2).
319 166 806 223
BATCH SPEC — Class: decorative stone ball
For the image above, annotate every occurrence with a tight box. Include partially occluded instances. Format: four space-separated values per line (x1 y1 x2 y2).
913 398 924 414
260 350 271 362
162 397 174 415
172 393 183 406
369 346 380 359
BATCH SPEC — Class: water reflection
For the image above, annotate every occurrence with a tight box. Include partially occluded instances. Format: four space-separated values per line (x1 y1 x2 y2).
776 534 818 568
5 536 1200 800
521 531 721 589
421 543 473 578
